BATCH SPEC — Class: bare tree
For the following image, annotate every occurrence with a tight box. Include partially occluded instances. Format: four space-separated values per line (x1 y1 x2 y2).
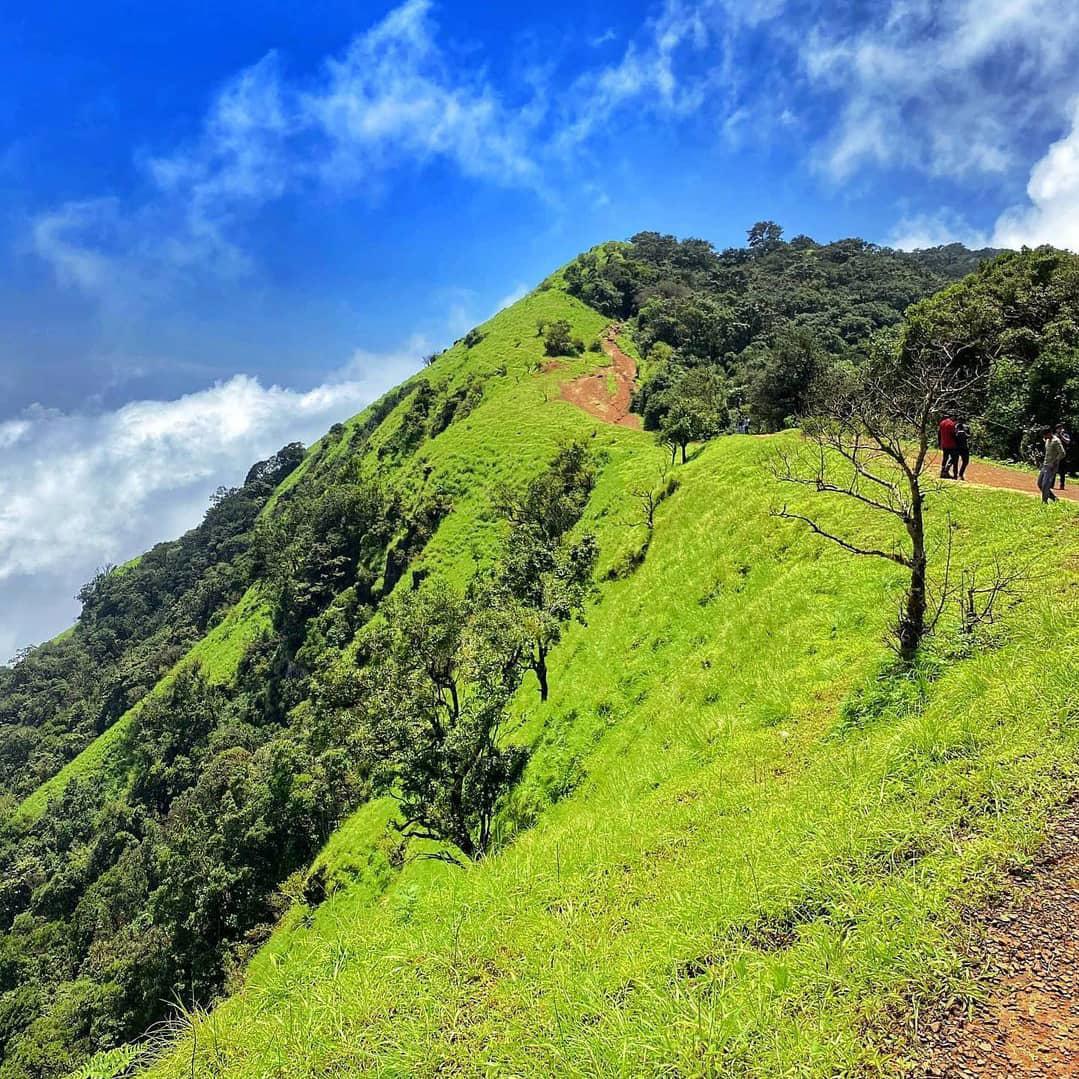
956 563 1028 637
626 462 675 531
772 341 987 664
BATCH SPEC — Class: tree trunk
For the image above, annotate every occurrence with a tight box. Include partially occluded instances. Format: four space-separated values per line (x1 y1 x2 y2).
454 827 476 859
680 441 688 464
533 647 549 702
898 488 927 663
449 775 476 859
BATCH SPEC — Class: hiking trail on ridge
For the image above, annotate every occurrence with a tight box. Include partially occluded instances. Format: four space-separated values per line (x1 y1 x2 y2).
559 324 641 429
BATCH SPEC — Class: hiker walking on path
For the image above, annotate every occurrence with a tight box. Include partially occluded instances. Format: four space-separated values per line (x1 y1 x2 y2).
938 414 958 479
1055 423 1071 490
954 419 971 481
1038 427 1066 503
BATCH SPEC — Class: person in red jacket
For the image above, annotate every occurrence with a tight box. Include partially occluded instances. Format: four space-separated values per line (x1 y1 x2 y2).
938 414 958 479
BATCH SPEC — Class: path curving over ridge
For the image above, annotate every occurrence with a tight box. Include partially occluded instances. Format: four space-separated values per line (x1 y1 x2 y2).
560 324 641 429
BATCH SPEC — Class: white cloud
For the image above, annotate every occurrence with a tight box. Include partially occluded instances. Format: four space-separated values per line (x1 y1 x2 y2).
801 0 1079 181
993 101 1079 251
555 0 719 149
889 210 990 252
31 0 539 304
890 101 1079 253
306 0 537 189
0 346 422 652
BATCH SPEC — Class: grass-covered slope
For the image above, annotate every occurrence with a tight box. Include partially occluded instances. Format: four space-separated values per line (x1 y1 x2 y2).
131 292 1079 1075
15 586 270 825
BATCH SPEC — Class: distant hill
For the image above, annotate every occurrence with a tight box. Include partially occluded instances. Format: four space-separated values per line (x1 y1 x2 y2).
2 233 1078 1079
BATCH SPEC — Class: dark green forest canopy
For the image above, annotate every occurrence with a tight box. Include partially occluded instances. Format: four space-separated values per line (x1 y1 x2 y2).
563 226 999 433
898 246 1079 459
565 227 994 359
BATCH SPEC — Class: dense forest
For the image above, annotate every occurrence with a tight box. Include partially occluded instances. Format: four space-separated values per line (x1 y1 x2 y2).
562 227 1079 462
3 227 1079 1075
562 225 997 433
0 444 305 806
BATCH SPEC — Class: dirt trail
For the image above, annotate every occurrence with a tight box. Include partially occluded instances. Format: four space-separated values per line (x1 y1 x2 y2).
560 363 1074 503
926 452 1079 503
907 802 1079 1078
559 325 641 429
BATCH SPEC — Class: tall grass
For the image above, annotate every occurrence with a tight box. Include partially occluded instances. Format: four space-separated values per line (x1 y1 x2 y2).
128 288 1079 1076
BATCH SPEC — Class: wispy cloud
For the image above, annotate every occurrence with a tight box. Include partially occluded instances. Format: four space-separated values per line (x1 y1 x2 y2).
555 0 717 149
31 0 540 306
307 0 537 189
994 100 1079 251
801 0 1079 181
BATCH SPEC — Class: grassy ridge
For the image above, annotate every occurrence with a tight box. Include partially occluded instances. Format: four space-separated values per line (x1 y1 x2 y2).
16 586 270 824
129 286 1079 1076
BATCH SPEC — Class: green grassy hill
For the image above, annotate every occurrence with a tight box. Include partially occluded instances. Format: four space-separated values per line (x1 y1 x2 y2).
93 288 1078 1076
5 244 1077 1079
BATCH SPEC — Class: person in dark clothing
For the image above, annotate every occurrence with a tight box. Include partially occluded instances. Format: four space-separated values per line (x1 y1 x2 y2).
938 414 958 478
1039 427 1065 503
954 419 971 480
1055 423 1071 489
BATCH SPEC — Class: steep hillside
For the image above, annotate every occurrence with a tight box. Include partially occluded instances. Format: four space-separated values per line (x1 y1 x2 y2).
131 356 1077 1076
3 236 1077 1078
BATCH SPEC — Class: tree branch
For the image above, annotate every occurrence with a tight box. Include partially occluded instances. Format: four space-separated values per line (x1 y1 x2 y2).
771 507 911 567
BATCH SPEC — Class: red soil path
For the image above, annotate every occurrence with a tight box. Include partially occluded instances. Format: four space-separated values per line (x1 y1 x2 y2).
926 452 1079 503
559 325 641 429
907 803 1079 1078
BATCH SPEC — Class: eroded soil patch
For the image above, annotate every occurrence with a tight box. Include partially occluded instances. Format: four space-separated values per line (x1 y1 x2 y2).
560 325 641 429
904 801 1079 1077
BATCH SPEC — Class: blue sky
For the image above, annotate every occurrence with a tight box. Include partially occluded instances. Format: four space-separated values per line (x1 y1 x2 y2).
3 0 1079 655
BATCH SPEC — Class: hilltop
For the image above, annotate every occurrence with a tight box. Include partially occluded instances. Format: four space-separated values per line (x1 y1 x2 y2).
1 231 1078 1078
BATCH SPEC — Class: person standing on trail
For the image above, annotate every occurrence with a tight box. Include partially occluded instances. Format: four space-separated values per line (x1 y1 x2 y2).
1038 427 1065 503
954 419 971 480
1054 423 1071 490
938 414 958 479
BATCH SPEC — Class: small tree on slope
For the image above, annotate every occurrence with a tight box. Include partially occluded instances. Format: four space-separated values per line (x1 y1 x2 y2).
354 581 528 861
496 442 598 701
773 330 987 664
657 367 729 464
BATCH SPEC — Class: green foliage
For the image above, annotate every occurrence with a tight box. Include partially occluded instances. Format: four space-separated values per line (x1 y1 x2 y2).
747 219 784 253
351 580 529 860
542 318 585 357
654 366 729 462
746 326 827 431
564 229 996 429
898 246 1079 459
0 650 359 1077
0 444 303 803
494 442 598 700
67 1042 144 1079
